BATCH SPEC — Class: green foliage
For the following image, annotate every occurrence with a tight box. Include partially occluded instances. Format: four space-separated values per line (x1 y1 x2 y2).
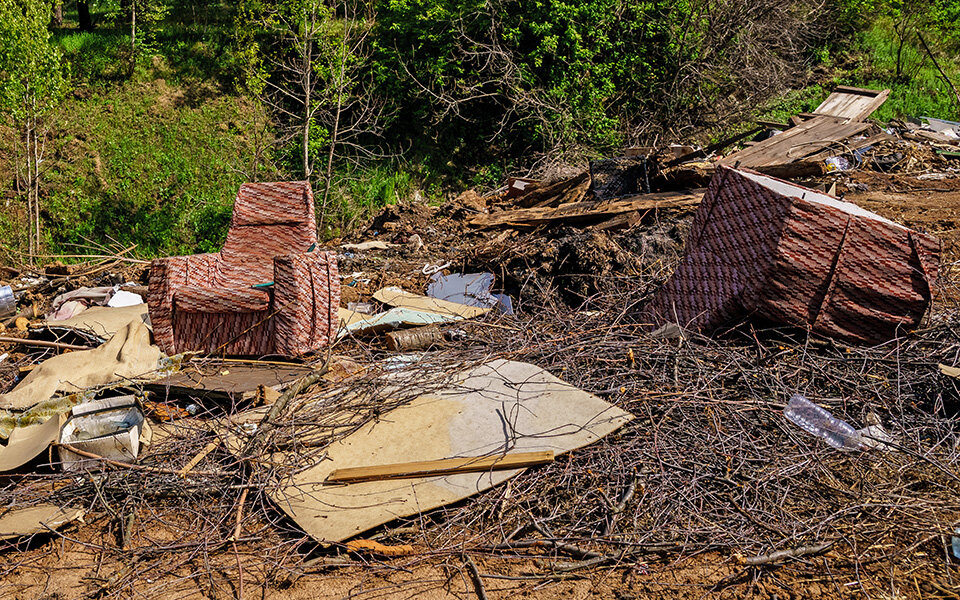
40 83 274 256
758 85 831 124
850 18 960 120
3 0 960 260
321 164 417 237
372 0 681 173
0 0 69 122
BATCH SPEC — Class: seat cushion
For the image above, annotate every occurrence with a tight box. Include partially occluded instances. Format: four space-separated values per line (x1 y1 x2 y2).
174 286 271 314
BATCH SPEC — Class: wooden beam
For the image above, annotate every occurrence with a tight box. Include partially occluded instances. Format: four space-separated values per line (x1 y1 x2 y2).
832 85 886 96
0 336 91 351
469 189 704 229
326 451 555 483
756 120 791 130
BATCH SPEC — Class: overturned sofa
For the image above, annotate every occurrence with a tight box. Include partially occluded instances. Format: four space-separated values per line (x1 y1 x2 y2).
148 181 339 356
642 166 940 344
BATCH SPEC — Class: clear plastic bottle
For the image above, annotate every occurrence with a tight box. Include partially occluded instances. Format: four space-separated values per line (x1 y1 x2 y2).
784 394 863 451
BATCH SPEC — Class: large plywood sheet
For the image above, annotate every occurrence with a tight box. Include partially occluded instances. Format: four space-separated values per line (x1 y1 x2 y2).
813 86 890 121
268 359 633 542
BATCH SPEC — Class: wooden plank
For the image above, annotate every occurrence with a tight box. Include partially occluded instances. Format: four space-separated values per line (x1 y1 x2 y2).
469 189 704 229
521 172 590 208
756 120 791 130
142 361 312 403
720 116 840 166
721 116 873 168
755 160 828 179
326 450 555 483
587 211 643 231
833 85 885 95
813 87 890 121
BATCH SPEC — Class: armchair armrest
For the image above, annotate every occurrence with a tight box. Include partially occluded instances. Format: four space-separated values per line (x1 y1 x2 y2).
147 253 221 354
272 250 340 356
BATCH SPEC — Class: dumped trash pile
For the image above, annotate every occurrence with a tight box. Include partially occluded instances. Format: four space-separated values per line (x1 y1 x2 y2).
2 89 960 599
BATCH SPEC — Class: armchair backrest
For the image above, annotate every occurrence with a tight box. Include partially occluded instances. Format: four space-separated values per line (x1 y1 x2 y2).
221 181 318 264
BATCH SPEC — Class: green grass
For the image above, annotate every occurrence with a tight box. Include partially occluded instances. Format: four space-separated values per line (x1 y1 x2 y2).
846 20 960 122
759 19 960 125
320 165 421 238
34 81 277 258
55 29 130 84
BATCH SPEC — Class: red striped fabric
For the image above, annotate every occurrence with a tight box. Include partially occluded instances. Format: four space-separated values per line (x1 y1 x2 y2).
147 181 340 356
642 166 940 344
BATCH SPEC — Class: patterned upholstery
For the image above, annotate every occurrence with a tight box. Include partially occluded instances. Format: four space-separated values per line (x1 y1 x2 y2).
147 181 340 356
642 166 940 344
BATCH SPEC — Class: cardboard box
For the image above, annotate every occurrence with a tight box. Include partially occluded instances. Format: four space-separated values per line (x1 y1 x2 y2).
58 395 145 471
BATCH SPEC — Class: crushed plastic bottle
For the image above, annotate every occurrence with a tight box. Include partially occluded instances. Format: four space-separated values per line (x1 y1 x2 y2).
783 394 863 451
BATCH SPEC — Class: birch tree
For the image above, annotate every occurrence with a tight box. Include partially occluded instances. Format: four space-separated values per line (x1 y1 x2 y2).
0 0 68 259
240 0 385 225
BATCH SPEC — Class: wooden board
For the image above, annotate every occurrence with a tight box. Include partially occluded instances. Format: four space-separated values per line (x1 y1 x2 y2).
813 86 890 121
515 172 590 208
143 360 311 403
720 116 874 168
470 189 704 229
327 451 555 483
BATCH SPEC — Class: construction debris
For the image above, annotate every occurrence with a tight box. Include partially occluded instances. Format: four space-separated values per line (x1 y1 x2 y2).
142 359 311 404
2 85 960 599
58 395 149 471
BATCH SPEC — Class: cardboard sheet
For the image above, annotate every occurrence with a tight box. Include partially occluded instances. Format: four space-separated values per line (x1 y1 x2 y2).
267 359 633 542
338 307 377 330
0 320 162 411
338 306 463 338
0 505 85 540
372 287 490 319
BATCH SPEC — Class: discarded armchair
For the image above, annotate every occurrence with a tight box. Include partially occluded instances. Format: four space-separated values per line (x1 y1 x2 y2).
148 181 339 356
642 166 940 344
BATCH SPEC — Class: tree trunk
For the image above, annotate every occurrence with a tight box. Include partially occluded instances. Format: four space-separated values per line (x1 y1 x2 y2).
24 115 36 259
130 0 137 72
321 44 347 229
51 0 63 27
33 124 41 258
78 0 92 31
302 12 313 181
24 119 32 259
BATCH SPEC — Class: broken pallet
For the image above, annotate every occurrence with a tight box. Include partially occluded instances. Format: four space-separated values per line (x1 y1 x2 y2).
720 115 876 169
